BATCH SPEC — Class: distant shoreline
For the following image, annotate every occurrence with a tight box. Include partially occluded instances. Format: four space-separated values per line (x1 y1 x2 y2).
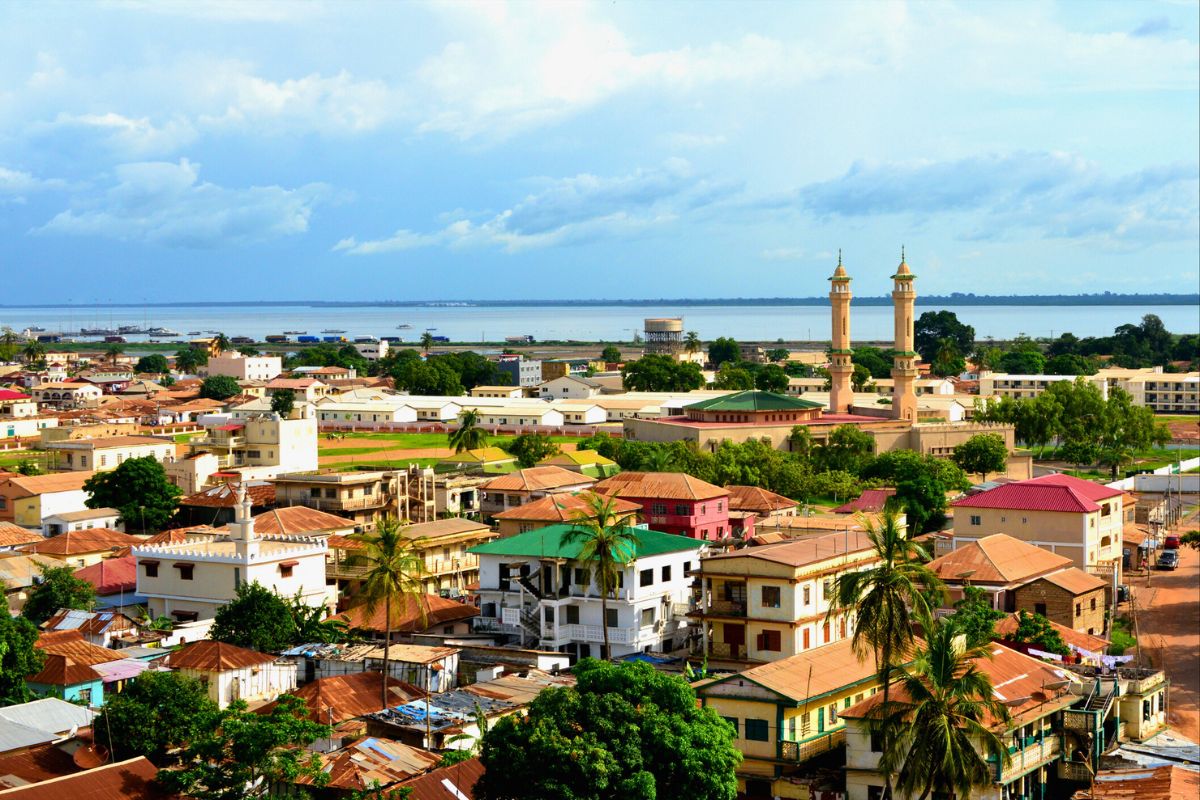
2 294 1197 309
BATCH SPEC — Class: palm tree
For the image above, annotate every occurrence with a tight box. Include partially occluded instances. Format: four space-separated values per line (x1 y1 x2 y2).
564 493 641 660
684 331 701 354
105 343 124 366
21 341 45 365
420 332 435 353
348 516 429 706
827 508 944 787
873 616 1010 800
448 409 487 453
213 333 231 354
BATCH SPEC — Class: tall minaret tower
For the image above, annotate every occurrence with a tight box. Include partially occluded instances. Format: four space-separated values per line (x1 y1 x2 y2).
828 250 854 413
891 246 918 422
229 483 259 560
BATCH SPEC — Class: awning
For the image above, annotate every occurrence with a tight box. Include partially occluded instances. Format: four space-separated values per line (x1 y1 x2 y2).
279 560 299 568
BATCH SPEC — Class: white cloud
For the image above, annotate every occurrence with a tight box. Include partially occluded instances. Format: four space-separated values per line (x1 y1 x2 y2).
336 158 739 254
99 0 324 23
0 166 66 204
47 112 197 157
37 158 327 247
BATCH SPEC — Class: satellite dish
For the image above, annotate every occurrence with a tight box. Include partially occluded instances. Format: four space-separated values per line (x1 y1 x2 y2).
1044 680 1071 690
1002 696 1032 707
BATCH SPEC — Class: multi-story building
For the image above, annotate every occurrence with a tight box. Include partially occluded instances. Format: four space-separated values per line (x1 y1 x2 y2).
205 352 283 382
469 385 525 399
272 470 398 528
492 491 642 537
470 524 702 659
264 377 333 402
46 435 175 472
979 372 1106 401
186 411 318 476
979 367 1199 413
0 388 38 418
478 466 595 517
537 375 604 400
593 471 732 541
694 530 880 661
951 474 1125 580
0 471 95 527
132 485 331 623
353 339 389 361
1122 370 1199 413
30 382 103 409
695 639 895 798
496 355 542 388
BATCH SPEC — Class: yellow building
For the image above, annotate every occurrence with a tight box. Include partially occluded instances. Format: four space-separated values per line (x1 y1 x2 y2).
695 530 880 662
695 638 890 799
45 435 175 472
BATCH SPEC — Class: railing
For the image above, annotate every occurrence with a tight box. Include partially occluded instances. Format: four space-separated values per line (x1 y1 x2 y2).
327 561 370 578
424 556 477 575
310 495 388 512
706 599 747 617
780 729 845 762
1057 759 1093 782
995 735 1060 783
708 642 747 659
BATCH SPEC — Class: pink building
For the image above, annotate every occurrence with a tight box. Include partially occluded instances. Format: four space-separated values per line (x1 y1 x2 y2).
594 471 742 541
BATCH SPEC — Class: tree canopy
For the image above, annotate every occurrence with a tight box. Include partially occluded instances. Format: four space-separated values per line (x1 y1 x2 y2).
706 337 739 368
600 345 622 363
0 615 43 706
173 347 208 374
476 659 741 800
96 670 218 764
621 354 704 392
22 565 96 625
503 432 560 468
951 433 1009 482
84 456 182 533
210 582 299 653
199 375 242 400
270 389 295 417
914 311 975 365
945 586 1006 648
135 354 169 374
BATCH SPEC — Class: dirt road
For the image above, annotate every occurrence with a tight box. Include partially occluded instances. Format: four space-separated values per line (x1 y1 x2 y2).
1128 508 1200 742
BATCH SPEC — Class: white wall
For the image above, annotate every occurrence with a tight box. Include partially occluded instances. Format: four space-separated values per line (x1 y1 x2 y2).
38 489 91 521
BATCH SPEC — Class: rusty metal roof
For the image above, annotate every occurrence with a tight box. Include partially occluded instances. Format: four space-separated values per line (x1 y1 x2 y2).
22 529 141 556
491 491 641 522
35 631 125 667
400 757 485 800
480 466 594 493
0 756 174 799
1073 765 1200 800
594 470 727 501
163 639 276 671
1036 567 1108 595
336 594 479 634
928 534 1073 585
724 485 798 514
298 736 439 791
259 672 426 724
704 529 876 568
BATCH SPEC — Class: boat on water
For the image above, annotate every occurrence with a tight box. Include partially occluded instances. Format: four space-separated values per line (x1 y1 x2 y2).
27 326 45 332
283 330 307 335
187 331 203 336
396 323 413 329
147 327 180 337
321 328 346 334
79 328 116 336
425 327 438 331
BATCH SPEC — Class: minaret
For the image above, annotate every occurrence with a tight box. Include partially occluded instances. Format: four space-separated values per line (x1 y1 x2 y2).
891 246 918 422
828 250 854 413
229 483 259 560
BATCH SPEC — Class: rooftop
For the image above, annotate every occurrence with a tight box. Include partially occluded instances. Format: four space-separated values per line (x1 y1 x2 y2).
492 492 641 523
927 534 1073 585
42 507 118 523
0 523 43 548
1036 567 1109 594
698 637 886 702
594 471 727 501
479 466 594 492
686 390 823 412
0 756 173 799
164 639 277 671
26 654 103 687
952 473 1124 514
180 481 275 508
0 472 95 497
704 529 876 569
298 736 439 791
537 450 617 468
260 672 427 724
724 485 797 513
401 757 485 800
246 506 355 535
45 435 172 450
35 630 126 667
336 594 479 634
470 523 701 560
73 556 138 595
832 488 897 514
23 528 141 556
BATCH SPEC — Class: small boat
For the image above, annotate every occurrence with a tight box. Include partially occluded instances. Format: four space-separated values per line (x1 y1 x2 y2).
283 330 307 335
187 331 203 336
321 328 346 334
148 327 180 337
425 327 437 331
396 323 413 329
27 326 45 332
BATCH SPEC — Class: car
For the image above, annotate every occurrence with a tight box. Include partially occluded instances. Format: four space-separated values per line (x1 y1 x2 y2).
1116 584 1130 603
1164 535 1181 549
1157 550 1179 570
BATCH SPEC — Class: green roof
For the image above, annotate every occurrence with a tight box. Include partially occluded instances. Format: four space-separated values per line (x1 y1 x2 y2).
469 524 701 559
687 390 823 412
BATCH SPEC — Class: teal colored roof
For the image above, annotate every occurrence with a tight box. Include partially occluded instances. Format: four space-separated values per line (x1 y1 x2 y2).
469 524 701 559
687 390 822 412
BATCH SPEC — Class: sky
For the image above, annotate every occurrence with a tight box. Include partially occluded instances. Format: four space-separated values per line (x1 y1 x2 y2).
0 0 1197 303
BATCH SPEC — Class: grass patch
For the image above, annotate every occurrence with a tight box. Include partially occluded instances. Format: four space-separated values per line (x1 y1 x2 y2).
333 457 441 472
1108 616 1137 656
335 432 451 447
0 450 45 467
173 433 200 443
318 446 401 457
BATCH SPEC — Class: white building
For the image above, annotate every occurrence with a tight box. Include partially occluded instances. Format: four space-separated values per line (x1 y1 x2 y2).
132 484 332 623
353 340 389 361
45 435 176 472
471 524 702 659
538 375 604 400
164 639 297 709
205 352 283 382
315 399 418 425
187 410 318 477
42 507 123 536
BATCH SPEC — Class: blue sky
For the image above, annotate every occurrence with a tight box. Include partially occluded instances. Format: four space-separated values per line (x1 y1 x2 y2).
1 0 1197 303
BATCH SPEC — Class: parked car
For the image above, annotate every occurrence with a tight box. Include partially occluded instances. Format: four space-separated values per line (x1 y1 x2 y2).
1116 584 1130 603
1157 550 1179 570
1164 535 1181 549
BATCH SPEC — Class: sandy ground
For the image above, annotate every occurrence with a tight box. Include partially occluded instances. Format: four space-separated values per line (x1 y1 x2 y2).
1165 418 1200 444
1126 506 1200 743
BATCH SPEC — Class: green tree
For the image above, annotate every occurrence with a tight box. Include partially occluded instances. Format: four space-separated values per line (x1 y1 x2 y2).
766 347 790 363
565 494 641 660
828 507 944 773
852 346 894 379
946 586 1005 648
135 354 169 374
21 340 46 365
0 329 19 363
684 331 702 354
14 459 43 476
707 337 739 367
95 670 217 764
22 565 96 625
788 425 814 461
998 349 1046 374
159 695 330 800
816 424 875 473
84 456 182 533
0 614 43 705
105 343 124 365
754 364 788 393
863 450 969 532
931 337 966 378
290 595 351 644
712 362 754 390
270 388 295 417
210 582 298 653
237 346 261 357
174 347 208 374
476 659 741 800
449 409 488 454
420 331 435 353
621 354 704 392
873 616 1009 800
914 311 975 365
952 433 1009 483
1007 610 1069 656
1045 353 1097 375
200 375 241 400
1096 387 1170 479
348 517 427 707
504 432 560 468
600 345 622 363
851 362 873 391
1181 530 1200 550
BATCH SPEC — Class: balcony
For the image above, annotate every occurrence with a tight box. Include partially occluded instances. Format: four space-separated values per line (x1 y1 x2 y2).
704 599 747 617
551 623 657 645
780 729 845 763
994 734 1060 783
708 641 747 659
309 495 388 513
424 555 478 576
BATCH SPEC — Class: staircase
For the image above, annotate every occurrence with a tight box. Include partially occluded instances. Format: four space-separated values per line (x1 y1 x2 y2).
516 573 545 601
517 608 542 641
1085 679 1118 715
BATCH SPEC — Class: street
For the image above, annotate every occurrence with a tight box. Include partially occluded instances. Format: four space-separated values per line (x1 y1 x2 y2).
1126 507 1200 743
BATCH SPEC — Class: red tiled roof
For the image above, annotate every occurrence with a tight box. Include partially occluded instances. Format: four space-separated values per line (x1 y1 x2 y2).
492 491 641 522
73 556 137 595
164 640 276 671
0 756 174 799
594 471 727 501
0 389 32 400
0 522 43 548
259 672 425 724
180 481 275 508
952 474 1123 514
724 485 797 514
480 466 594 493
832 487 897 513
336 594 478 634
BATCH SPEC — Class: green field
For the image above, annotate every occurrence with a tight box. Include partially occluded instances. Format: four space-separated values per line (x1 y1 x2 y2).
331 432 587 449
173 432 200 443
0 450 47 468
318 445 405 457
333 457 442 472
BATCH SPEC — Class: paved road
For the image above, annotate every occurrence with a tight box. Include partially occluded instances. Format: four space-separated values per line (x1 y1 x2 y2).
1127 508 1200 742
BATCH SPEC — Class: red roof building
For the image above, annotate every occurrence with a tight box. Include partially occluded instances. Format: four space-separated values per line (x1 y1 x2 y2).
594 471 733 541
952 473 1123 514
73 556 137 596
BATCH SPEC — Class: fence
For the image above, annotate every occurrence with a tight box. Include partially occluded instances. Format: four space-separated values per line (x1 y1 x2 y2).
1106 457 1200 492
318 420 622 438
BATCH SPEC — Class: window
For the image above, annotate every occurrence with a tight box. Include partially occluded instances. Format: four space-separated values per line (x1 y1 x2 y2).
722 717 739 736
565 605 579 624
605 608 618 628
1035 602 1047 616
822 579 831 599
870 732 883 752
246 450 261 459
77 688 93 705
802 628 811 649
279 563 294 578
800 712 811 736
1075 603 1082 617
829 703 838 724
674 504 688 516
175 563 194 581
683 561 691 575
143 561 159 578
756 630 782 652
1090 597 1097 611
641 607 655 627
325 488 336 498
745 719 769 741
803 585 811 604
701 504 706 514
761 586 781 608
652 503 667 515
574 568 588 586
640 568 653 587
970 515 981 526
661 565 672 582
716 501 723 511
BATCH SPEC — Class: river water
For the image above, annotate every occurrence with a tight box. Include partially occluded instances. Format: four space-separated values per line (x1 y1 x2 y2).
2 303 1196 346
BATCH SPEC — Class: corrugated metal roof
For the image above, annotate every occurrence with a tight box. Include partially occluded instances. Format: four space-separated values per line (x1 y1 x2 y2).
491 492 641 523
336 594 479 634
401 757 485 800
0 698 95 737
298 736 440 791
164 640 277 671
725 485 798 514
698 638 901 703
480 466 594 493
705 529 875 568
26 654 103 687
260 672 426 724
928 534 1072 585
246 506 355 535
0 743 79 790
72 557 137 595
1037 567 1108 594
0 756 173 799
686 390 823 412
470 524 700 560
952 473 1123 514
402 518 492 541
594 471 727 501
0 524 44 548
832 488 897 514
1073 764 1200 800
23 529 140 556
36 631 125 667
0 472 95 497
